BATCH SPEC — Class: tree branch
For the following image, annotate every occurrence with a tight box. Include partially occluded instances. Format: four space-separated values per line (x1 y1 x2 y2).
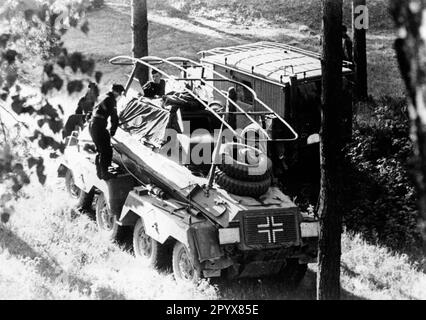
0 102 29 129
0 112 8 145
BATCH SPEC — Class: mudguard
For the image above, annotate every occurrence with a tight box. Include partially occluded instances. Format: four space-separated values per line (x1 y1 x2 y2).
60 145 137 216
119 188 225 263
119 189 191 246
60 146 101 194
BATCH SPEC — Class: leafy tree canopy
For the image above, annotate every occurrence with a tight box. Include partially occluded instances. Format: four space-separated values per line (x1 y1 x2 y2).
0 0 102 221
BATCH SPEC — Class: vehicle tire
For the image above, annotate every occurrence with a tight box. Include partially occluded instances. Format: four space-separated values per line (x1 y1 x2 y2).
65 169 94 210
241 123 268 154
172 242 201 284
215 170 271 198
133 218 169 269
95 192 125 241
218 142 272 182
279 259 308 288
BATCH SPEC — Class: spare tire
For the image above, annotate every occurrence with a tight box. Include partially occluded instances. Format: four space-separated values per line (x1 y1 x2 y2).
218 142 272 182
215 170 271 198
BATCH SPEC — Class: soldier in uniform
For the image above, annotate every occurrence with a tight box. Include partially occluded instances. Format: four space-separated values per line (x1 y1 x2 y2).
142 69 166 98
75 82 99 116
341 25 353 63
89 84 125 180
62 82 99 139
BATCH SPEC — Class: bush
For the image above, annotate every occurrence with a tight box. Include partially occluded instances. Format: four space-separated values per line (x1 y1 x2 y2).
343 97 422 253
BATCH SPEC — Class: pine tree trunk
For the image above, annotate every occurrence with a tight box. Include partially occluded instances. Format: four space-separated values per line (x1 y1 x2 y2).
131 0 149 88
353 0 368 100
391 1 426 253
317 0 344 300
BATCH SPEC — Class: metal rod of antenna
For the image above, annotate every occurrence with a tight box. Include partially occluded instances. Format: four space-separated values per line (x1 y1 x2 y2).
205 117 225 196
165 56 271 139
109 55 298 142
171 56 299 141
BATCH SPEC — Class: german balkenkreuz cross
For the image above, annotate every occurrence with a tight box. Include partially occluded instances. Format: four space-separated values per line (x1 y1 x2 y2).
257 216 283 243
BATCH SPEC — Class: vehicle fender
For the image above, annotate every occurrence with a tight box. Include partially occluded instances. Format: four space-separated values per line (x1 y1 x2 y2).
59 154 98 194
188 221 224 263
104 175 138 217
61 149 137 214
119 192 190 246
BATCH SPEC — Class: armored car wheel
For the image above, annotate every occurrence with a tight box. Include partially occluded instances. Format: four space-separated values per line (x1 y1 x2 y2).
172 242 201 284
133 218 169 269
95 192 125 241
65 169 94 210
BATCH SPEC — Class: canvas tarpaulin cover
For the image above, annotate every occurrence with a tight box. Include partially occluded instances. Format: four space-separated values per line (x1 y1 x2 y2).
118 97 181 147
118 92 206 147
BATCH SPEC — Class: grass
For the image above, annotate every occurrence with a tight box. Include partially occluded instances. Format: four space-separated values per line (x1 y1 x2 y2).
1 171 425 300
1 124 423 300
341 233 426 299
62 3 244 91
63 0 403 98
149 0 394 31
0 173 218 300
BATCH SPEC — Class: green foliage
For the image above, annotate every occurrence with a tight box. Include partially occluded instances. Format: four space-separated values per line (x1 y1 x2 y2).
343 97 421 253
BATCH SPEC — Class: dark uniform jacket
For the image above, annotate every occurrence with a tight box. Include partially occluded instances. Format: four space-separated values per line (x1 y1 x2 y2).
92 92 119 136
342 34 353 62
142 79 166 98
75 96 95 115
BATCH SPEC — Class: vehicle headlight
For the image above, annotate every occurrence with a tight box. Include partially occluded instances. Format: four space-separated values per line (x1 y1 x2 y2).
219 228 240 244
300 221 319 238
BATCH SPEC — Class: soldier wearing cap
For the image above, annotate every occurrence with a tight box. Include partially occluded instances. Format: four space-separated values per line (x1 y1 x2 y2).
89 84 125 180
142 69 166 98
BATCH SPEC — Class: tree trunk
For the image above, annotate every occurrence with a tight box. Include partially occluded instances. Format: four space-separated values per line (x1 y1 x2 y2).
390 1 426 253
131 0 149 88
317 0 344 300
352 0 368 100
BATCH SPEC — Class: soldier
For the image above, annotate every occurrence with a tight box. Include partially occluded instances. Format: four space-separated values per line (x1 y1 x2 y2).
142 69 166 98
341 25 353 63
75 82 99 116
89 84 125 180
62 82 99 139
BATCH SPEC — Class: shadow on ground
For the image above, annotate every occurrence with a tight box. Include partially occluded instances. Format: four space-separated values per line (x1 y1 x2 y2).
209 269 364 300
0 225 126 299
